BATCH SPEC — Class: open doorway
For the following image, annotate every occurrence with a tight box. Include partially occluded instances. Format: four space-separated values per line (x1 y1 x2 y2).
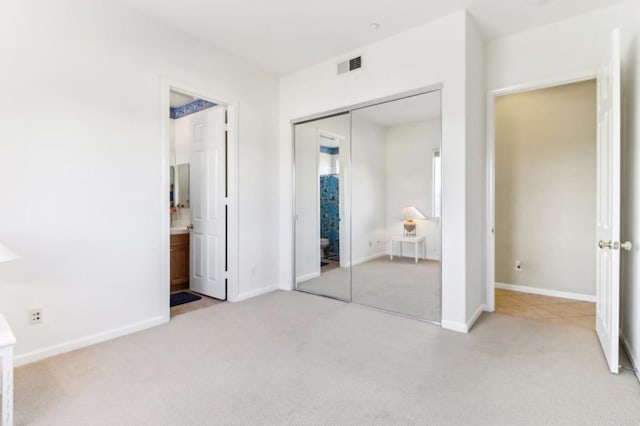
492 80 597 329
168 88 228 317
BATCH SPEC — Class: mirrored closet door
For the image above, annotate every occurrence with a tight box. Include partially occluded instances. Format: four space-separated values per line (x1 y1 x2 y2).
294 114 351 301
294 90 442 323
350 92 442 321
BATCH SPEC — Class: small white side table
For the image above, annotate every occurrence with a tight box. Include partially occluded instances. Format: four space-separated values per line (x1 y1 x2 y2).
0 315 15 426
389 235 426 264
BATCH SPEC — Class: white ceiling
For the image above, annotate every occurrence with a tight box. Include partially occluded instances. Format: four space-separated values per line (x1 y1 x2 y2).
122 0 624 75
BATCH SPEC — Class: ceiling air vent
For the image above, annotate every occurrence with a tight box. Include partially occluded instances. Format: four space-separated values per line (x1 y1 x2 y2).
337 56 362 75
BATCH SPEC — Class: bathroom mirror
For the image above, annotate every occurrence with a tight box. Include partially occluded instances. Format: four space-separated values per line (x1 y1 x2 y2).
350 91 442 321
170 165 175 204
294 114 350 301
176 163 190 208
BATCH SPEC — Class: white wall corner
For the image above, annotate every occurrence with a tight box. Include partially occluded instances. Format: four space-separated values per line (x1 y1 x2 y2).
442 304 486 333
441 320 469 333
467 303 486 332
278 281 295 291
464 8 487 324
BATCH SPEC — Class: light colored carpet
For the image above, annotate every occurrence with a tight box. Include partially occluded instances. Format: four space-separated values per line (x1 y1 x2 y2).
297 256 441 321
9 290 640 426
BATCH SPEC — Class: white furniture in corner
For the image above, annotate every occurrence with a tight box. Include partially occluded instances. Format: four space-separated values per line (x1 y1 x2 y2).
0 314 15 426
389 235 426 264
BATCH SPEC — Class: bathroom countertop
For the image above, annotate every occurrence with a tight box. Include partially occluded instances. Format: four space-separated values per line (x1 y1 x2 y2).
170 226 189 235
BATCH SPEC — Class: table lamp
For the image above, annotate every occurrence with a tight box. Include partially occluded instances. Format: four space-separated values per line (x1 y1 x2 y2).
401 206 426 237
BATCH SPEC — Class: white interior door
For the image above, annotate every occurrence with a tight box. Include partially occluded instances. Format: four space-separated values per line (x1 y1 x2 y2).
596 29 621 374
190 106 226 299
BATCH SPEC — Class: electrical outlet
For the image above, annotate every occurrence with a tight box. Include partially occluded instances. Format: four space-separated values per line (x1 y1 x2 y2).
29 309 43 325
515 260 523 272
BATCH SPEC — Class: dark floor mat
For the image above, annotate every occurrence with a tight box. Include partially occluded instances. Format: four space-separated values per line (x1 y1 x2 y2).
170 292 202 307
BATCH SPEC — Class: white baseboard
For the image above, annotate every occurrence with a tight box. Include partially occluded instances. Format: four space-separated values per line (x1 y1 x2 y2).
441 320 468 333
234 285 279 302
467 304 486 331
495 282 596 302
277 282 294 291
295 272 320 284
346 252 386 267
442 304 486 333
621 333 640 382
14 315 167 367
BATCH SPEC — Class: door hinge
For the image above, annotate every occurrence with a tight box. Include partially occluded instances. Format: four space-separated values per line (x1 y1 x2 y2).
224 198 230 205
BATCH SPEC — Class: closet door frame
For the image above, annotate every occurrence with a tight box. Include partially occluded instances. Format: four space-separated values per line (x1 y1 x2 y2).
291 84 443 316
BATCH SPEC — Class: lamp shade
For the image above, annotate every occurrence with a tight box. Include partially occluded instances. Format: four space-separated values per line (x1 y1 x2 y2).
0 242 18 263
401 206 426 220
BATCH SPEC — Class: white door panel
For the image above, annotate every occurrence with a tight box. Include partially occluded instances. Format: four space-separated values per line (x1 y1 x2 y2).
190 106 226 299
595 29 621 374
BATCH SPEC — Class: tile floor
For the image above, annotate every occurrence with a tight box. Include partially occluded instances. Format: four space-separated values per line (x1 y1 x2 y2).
495 288 595 330
170 290 224 317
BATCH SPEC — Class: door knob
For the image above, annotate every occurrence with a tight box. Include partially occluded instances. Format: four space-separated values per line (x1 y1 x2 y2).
621 241 633 251
598 240 613 249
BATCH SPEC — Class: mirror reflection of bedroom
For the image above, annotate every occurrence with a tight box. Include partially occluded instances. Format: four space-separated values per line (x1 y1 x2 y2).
294 90 442 323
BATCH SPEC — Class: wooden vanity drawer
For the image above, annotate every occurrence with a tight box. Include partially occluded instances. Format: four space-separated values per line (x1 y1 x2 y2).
170 233 189 289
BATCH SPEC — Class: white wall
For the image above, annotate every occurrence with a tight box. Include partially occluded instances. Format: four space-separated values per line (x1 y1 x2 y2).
465 15 486 322
172 115 191 166
621 0 640 377
279 11 482 329
486 5 626 90
495 81 597 297
351 115 387 264
384 120 442 259
0 0 279 363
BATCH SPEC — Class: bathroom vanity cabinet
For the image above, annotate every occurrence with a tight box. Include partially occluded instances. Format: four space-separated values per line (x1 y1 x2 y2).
170 233 189 291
